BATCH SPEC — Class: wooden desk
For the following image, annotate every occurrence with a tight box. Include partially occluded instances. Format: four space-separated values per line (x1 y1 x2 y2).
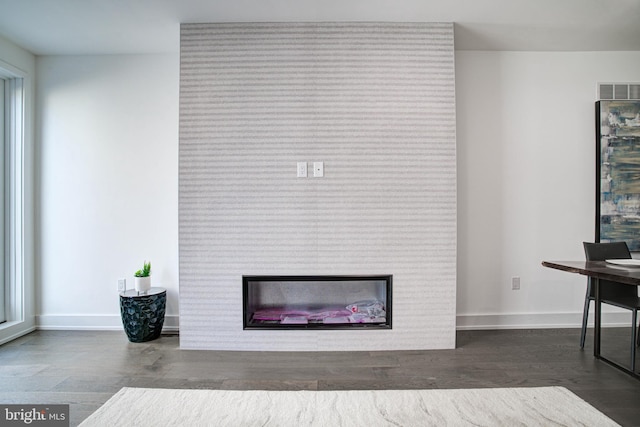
542 260 640 378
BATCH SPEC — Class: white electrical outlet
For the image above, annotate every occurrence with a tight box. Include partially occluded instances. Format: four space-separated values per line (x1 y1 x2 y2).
512 277 520 290
118 278 126 292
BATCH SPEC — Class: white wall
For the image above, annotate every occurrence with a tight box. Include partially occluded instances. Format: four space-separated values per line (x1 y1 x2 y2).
33 49 640 333
456 51 640 329
36 54 179 330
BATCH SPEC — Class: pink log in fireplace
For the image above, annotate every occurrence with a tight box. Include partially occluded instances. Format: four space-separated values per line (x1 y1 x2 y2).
243 275 392 329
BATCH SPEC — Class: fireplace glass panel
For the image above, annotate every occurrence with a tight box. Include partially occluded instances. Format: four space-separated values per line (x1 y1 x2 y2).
243 275 392 329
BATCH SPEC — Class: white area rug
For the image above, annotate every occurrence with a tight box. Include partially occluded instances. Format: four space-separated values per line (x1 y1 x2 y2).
79 386 619 426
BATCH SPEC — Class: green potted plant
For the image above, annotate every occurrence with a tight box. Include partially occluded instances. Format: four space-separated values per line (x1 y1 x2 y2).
134 261 151 292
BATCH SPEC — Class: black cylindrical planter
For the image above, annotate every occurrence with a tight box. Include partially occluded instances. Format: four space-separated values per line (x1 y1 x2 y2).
119 287 167 343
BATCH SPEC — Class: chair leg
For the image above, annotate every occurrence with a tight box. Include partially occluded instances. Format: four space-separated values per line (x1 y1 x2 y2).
632 310 638 373
580 297 591 349
636 310 640 347
637 311 640 347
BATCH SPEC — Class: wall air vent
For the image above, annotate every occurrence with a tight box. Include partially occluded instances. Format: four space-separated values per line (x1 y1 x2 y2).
598 82 640 100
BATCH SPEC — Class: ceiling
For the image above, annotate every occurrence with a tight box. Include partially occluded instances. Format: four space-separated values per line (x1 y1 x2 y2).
0 0 639 55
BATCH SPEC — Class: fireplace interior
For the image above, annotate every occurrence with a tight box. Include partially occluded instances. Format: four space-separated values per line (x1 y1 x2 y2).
243 275 392 329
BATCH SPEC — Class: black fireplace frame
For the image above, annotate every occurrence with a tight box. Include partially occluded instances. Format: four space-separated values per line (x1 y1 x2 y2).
242 275 392 330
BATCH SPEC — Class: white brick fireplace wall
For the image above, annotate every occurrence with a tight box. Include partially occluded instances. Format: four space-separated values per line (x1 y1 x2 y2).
179 22 456 350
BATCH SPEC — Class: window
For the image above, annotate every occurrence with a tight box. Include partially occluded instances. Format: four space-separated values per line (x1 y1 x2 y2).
0 77 4 324
0 68 25 328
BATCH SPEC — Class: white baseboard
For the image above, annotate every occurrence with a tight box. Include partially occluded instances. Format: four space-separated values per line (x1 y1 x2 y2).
34 312 633 333
35 314 179 332
456 312 634 330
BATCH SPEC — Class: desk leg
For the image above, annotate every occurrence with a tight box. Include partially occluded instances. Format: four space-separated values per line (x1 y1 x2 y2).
594 277 601 358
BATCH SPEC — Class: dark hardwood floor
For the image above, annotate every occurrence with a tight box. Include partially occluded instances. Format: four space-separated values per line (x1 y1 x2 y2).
1 328 640 426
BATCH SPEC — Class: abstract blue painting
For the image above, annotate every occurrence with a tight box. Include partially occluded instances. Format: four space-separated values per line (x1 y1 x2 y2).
597 100 640 250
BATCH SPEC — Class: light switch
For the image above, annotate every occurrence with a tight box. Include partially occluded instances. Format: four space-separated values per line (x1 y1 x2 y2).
313 162 324 178
297 162 307 178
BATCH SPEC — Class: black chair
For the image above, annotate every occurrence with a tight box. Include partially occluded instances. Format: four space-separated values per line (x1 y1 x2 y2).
581 242 640 368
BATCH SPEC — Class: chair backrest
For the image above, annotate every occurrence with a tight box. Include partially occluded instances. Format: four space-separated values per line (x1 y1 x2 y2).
583 241 631 261
583 241 636 299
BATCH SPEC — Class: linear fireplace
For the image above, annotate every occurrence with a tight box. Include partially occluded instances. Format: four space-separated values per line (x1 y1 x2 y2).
243 275 392 330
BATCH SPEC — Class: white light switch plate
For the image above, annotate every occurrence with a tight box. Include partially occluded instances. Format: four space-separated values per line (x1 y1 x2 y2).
297 162 307 178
